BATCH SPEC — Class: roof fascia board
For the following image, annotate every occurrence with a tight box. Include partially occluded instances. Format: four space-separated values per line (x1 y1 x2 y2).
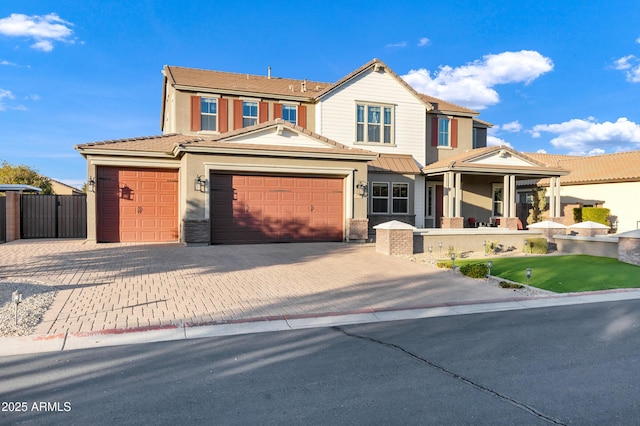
76 148 176 158
177 145 378 161
172 84 315 102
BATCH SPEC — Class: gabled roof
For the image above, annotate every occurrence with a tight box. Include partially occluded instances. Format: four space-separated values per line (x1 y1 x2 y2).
368 154 422 174
422 145 568 176
164 65 328 100
523 151 640 185
315 58 435 111
75 120 378 161
418 94 479 116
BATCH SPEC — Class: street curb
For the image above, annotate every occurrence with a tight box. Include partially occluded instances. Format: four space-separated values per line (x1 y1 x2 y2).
3 289 640 357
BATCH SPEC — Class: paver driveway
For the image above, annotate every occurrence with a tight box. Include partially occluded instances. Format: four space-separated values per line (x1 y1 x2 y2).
0 240 519 335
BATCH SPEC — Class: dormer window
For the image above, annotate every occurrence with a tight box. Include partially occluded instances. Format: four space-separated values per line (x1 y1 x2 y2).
356 103 394 144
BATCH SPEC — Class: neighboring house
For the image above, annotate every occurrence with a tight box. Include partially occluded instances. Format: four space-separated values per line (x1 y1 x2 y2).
76 59 567 244
49 178 84 196
521 151 640 232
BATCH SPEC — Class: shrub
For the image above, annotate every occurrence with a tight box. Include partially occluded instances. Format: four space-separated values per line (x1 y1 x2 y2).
460 263 489 278
500 281 524 289
436 261 452 269
523 237 547 254
573 207 582 223
582 207 611 227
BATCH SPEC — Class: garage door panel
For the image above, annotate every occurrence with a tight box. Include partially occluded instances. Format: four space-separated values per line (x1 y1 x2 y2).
97 167 178 242
211 173 343 244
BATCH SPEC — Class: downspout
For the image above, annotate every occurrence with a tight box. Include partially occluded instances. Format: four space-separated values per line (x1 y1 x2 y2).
352 169 357 219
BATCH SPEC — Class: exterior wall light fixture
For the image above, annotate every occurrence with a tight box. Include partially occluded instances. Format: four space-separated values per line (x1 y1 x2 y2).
356 181 368 197
88 177 96 193
194 175 207 193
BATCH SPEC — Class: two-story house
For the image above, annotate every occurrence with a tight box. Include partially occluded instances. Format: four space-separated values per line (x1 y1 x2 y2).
76 59 567 244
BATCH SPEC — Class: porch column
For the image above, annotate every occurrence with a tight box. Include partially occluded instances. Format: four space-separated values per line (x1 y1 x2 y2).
509 175 517 217
503 174 511 217
442 172 450 217
554 177 562 217
454 172 462 217
448 172 455 218
549 177 556 218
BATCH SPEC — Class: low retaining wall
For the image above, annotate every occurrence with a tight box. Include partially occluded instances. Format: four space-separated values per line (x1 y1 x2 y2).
554 235 619 258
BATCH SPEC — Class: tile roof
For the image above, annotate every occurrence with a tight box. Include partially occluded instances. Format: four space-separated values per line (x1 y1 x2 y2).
523 151 640 185
75 134 203 154
368 154 422 174
165 66 329 100
418 94 479 115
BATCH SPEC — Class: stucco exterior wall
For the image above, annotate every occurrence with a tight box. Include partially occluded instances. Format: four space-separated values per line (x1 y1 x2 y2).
425 115 475 165
543 182 640 232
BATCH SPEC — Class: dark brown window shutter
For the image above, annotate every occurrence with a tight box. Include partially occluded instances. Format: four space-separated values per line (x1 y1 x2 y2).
233 99 243 130
190 96 201 132
273 103 282 119
431 116 439 146
259 102 268 123
298 105 307 128
451 118 458 148
218 98 228 133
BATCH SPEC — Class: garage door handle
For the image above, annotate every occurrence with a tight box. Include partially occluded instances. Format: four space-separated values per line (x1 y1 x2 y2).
311 205 314 212
245 204 250 213
137 206 143 214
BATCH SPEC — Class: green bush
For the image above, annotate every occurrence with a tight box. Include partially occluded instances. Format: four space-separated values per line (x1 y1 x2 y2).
573 207 582 223
523 238 548 254
459 263 489 278
436 261 452 269
582 207 611 226
500 281 524 289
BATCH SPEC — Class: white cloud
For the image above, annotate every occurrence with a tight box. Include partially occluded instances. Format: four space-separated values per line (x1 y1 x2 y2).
401 50 553 110
417 37 430 47
636 37 640 44
487 134 513 148
531 117 640 153
535 149 547 154
500 120 522 133
0 88 15 111
1 60 16 66
613 55 635 70
0 13 75 51
588 148 605 156
386 41 407 48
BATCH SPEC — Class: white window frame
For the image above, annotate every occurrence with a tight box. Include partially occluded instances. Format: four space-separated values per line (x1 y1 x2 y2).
242 101 258 127
392 182 409 214
281 104 297 125
200 97 218 132
371 182 389 214
438 117 451 147
356 102 394 145
492 184 504 217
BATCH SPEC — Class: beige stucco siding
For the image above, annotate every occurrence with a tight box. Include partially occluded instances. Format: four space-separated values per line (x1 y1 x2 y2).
426 115 475 165
552 182 640 232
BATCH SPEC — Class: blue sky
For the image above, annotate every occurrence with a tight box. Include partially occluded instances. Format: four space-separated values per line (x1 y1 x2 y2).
2 1 640 187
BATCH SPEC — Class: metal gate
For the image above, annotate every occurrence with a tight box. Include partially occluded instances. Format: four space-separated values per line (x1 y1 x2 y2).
21 195 87 239
0 196 6 243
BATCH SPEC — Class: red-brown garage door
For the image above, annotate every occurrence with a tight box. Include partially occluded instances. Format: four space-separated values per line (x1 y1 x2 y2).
97 167 178 242
211 174 344 244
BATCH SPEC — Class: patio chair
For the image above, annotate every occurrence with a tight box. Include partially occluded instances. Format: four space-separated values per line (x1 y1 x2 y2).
468 217 477 228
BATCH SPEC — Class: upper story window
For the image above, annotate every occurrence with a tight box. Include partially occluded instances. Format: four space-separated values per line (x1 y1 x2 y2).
200 98 217 131
431 116 458 148
438 118 450 147
282 104 297 125
243 101 258 127
356 103 393 144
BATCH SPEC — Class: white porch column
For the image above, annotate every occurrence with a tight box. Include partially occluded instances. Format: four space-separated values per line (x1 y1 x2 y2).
503 174 511 217
448 172 455 218
454 172 462 217
442 172 449 217
509 175 517 217
549 177 556 218
554 177 562 217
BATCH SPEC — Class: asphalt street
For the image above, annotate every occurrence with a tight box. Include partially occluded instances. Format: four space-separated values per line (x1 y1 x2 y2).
1 299 639 425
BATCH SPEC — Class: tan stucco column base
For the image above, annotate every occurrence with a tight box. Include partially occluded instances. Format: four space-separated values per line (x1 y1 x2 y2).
440 217 464 229
500 217 520 230
5 192 20 242
571 228 609 237
619 231 640 266
374 221 414 255
348 218 369 241
538 228 567 242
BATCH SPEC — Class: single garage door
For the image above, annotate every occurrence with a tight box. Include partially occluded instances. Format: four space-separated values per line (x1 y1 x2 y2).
211 174 344 244
97 167 178 242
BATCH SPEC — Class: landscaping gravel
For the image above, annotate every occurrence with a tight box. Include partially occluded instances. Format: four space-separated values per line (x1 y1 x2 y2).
0 279 58 337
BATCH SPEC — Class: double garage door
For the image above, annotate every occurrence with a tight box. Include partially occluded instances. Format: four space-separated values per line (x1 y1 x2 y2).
96 168 344 244
96 167 179 242
211 174 344 244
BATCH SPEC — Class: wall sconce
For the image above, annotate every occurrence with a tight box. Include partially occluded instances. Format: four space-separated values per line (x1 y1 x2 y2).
88 177 96 193
356 181 368 197
194 175 207 192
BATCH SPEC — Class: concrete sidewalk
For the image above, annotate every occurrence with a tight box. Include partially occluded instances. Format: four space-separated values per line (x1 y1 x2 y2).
2 239 640 356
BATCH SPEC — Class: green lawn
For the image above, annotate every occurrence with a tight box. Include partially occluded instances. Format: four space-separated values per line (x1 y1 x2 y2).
454 255 640 293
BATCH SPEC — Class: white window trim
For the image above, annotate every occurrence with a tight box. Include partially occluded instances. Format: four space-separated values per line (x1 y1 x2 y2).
242 100 258 127
492 183 504 217
437 116 451 148
355 102 395 146
391 182 409 214
281 104 298 125
370 181 389 214
200 97 218 133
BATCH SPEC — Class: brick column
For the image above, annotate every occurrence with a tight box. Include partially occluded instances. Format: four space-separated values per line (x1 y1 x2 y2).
440 217 464 229
348 218 369 242
374 220 414 255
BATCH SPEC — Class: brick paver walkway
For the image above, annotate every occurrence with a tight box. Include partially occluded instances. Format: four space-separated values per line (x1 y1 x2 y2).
0 240 518 335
